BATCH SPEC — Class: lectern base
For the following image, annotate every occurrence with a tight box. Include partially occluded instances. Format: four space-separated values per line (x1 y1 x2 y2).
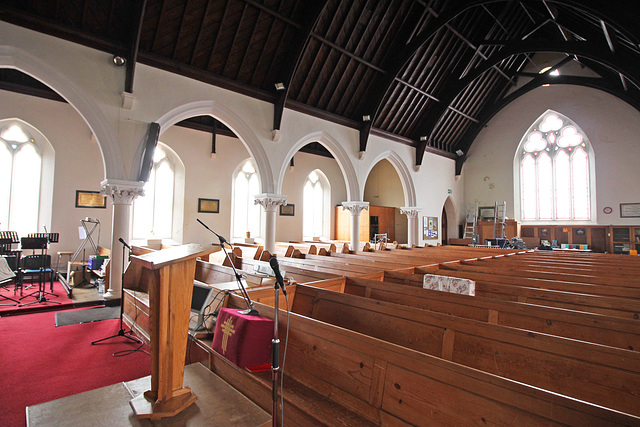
129 387 197 419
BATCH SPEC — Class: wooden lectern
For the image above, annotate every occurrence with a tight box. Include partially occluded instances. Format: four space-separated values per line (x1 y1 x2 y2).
128 243 215 419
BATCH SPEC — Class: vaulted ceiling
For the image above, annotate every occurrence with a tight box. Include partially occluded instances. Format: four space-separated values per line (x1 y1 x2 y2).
1 0 639 172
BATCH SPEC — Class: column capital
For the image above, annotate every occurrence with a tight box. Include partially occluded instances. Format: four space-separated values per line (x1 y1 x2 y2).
342 201 369 216
254 193 287 212
400 207 422 218
100 179 145 205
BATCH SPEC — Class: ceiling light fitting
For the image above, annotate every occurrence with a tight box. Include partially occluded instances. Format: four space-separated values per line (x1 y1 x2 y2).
362 115 371 122
113 55 126 66
456 149 464 156
419 136 428 141
274 82 285 90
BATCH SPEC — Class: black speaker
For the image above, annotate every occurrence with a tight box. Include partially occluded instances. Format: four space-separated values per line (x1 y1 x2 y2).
138 122 160 182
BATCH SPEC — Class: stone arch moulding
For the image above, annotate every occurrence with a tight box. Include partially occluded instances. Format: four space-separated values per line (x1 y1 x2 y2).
155 100 274 194
277 131 360 201
0 45 124 180
363 151 417 207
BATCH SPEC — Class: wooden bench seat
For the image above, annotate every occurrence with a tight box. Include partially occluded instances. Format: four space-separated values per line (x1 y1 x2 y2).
215 293 639 426
338 276 640 351
384 269 640 319
289 284 640 417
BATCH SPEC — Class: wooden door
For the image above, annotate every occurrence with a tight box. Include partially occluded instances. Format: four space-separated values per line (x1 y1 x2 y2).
441 206 448 245
590 227 607 253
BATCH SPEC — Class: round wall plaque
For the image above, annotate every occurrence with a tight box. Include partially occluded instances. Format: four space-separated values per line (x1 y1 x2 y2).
603 206 613 214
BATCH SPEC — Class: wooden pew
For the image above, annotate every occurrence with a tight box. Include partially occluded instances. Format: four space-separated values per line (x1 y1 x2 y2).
289 284 640 417
431 262 640 300
340 276 640 351
207 293 639 426
384 269 640 320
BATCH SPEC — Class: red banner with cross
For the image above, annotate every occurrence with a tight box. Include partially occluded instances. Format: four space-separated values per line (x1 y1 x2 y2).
212 308 273 369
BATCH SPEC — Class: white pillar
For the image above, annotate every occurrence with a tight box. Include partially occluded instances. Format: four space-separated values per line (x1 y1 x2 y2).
341 201 369 252
100 179 144 300
254 194 287 254
401 207 422 247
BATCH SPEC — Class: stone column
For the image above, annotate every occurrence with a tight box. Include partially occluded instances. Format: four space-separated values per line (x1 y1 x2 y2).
100 179 144 300
341 201 369 251
400 207 422 247
254 194 287 254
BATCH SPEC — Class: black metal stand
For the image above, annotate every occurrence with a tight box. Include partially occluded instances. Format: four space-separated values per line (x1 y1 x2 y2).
196 219 258 316
268 255 287 427
91 239 141 347
19 236 60 307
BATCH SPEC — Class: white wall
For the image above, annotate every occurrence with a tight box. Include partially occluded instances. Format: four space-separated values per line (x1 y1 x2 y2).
279 152 347 242
464 85 640 226
1 22 465 248
0 89 111 254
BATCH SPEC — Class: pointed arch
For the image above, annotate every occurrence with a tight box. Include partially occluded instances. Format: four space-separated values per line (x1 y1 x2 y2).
513 109 596 222
364 151 416 207
277 131 359 201
0 45 123 179
155 100 274 194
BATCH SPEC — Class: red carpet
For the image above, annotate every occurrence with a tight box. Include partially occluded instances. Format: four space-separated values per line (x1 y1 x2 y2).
0 281 74 314
0 309 150 426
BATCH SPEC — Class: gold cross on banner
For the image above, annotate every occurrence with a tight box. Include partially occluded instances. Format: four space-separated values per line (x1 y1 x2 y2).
220 317 236 354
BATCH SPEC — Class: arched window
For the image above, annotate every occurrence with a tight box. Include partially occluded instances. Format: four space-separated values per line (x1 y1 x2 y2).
132 144 176 240
232 159 261 240
0 123 42 236
517 111 593 221
303 169 330 240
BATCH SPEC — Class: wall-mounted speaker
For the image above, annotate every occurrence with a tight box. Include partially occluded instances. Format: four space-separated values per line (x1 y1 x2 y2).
138 122 160 182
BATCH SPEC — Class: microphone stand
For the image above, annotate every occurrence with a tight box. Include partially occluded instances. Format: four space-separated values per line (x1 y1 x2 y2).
197 219 258 316
269 256 286 427
91 238 142 346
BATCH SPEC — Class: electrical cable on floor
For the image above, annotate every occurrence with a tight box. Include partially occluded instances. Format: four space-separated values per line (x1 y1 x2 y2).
113 287 149 357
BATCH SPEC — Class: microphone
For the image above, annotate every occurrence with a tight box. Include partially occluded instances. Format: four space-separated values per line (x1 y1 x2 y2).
119 237 132 251
197 218 228 246
269 256 286 295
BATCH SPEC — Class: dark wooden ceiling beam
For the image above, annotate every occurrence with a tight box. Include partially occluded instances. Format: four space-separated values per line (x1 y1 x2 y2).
189 0 214 65
221 3 248 76
242 0 303 30
415 39 640 148
357 1 427 152
455 72 640 175
273 1 328 132
206 0 231 70
125 0 146 94
600 20 616 53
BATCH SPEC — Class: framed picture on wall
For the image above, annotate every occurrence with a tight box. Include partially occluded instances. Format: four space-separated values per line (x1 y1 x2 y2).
75 190 106 209
620 203 640 218
198 198 220 213
280 204 295 216
478 206 495 220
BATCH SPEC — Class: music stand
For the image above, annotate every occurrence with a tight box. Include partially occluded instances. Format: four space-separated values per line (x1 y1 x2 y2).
19 237 60 306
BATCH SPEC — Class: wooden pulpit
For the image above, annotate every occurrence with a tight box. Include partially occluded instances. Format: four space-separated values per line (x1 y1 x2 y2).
128 243 215 419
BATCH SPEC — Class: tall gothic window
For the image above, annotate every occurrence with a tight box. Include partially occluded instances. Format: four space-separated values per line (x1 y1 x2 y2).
0 124 42 236
303 169 329 239
518 111 592 221
232 159 261 239
132 144 175 239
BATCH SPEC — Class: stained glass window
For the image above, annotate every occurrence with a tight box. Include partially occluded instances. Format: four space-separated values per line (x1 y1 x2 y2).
518 111 592 221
